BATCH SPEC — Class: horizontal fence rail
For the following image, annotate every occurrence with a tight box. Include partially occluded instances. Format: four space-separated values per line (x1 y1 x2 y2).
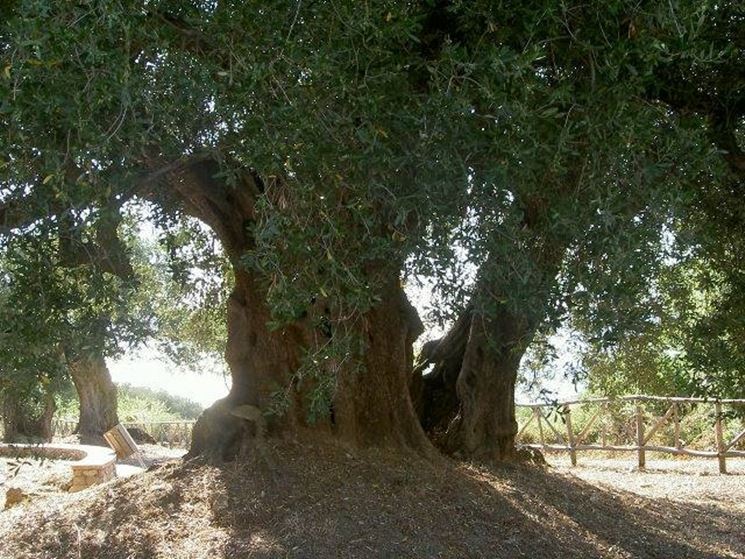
52 419 196 449
516 395 745 473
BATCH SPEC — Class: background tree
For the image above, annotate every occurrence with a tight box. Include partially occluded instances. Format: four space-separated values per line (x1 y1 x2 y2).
0 217 146 442
0 200 229 443
576 230 745 400
0 277 65 442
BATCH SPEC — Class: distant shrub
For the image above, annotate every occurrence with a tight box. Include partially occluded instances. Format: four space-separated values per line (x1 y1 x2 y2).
117 384 203 420
56 382 203 423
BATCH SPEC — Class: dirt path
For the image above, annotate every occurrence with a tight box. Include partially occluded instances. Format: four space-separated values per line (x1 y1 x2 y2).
546 453 744 512
0 442 742 558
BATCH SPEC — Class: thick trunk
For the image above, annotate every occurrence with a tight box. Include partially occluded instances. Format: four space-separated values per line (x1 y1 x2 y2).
414 305 533 462
333 276 431 452
170 160 430 459
67 353 119 445
1 389 56 443
188 269 308 458
190 269 432 459
446 310 531 460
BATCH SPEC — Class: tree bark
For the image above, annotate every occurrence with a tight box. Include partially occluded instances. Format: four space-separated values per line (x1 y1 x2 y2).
332 275 431 452
66 352 119 445
1 389 56 443
414 304 533 462
188 267 310 458
163 159 431 459
189 266 432 459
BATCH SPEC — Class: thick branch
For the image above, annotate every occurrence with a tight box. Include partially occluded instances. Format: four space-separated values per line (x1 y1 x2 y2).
164 158 261 260
58 213 134 279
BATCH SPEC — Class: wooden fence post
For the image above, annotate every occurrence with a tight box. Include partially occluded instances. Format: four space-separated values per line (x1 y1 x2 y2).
565 406 577 466
715 402 727 474
534 408 545 448
636 403 645 470
673 403 681 450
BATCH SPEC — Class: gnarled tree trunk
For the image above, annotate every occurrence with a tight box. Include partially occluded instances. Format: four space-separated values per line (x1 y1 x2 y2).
413 183 570 462
333 276 431 452
414 304 534 462
188 267 309 458
190 267 432 458
165 159 431 459
1 388 56 443
66 352 119 445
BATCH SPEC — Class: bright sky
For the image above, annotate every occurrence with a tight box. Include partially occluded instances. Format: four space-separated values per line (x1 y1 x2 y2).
517 327 587 403
108 349 230 408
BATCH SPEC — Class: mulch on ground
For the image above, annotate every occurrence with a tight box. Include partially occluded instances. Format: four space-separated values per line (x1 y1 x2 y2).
0 437 742 559
0 457 73 502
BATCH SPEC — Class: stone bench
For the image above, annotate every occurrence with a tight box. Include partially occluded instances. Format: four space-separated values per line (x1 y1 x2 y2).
0 443 117 492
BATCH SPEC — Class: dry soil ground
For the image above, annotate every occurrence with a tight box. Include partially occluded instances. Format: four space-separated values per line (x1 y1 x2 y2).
0 456 72 497
0 440 742 559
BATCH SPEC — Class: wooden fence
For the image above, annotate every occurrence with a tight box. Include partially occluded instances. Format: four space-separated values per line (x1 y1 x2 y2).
48 395 745 470
53 419 196 449
516 395 745 473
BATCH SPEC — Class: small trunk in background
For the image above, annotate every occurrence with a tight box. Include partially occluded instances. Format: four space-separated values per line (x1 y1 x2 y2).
1 388 56 443
67 352 119 445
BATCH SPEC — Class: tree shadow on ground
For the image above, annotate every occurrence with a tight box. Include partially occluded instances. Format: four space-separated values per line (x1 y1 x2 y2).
486 463 740 558
205 440 742 559
0 463 186 559
0 441 741 559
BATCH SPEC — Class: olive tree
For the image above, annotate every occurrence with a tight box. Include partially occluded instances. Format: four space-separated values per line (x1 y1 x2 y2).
1 1 741 461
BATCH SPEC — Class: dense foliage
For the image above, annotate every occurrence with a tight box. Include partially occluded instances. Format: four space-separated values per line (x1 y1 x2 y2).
1 2 735 320
577 254 745 399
